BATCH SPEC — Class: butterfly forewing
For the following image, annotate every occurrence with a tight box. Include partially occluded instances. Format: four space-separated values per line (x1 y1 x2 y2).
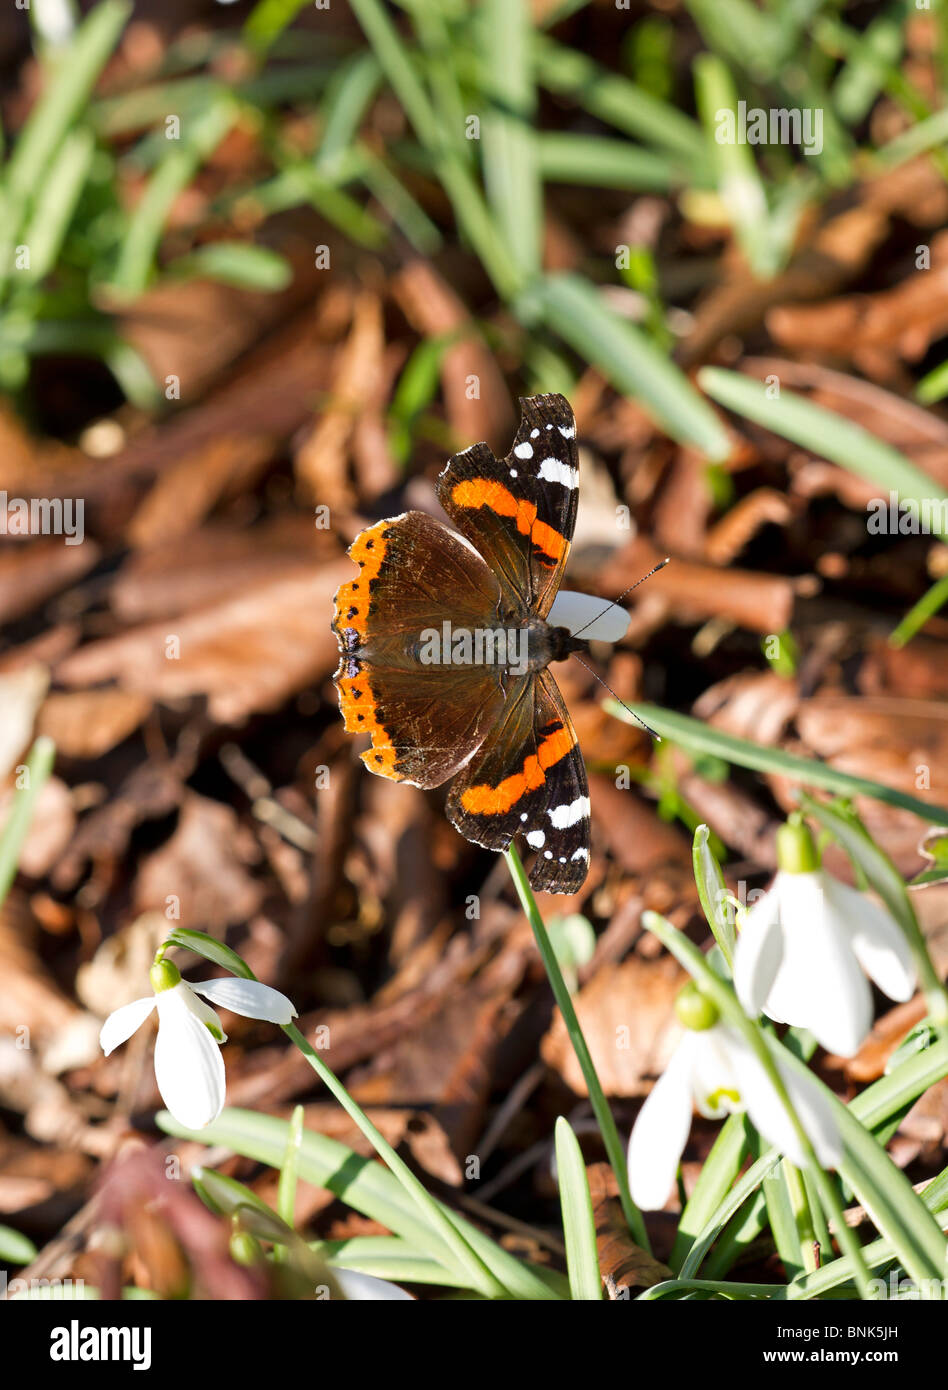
332 511 506 788
436 393 579 619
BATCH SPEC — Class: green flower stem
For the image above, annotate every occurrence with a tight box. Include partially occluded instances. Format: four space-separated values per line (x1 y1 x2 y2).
281 1021 506 1299
783 1161 820 1273
504 844 650 1251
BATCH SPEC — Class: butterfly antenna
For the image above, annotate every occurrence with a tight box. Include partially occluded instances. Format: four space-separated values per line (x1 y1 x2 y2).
567 557 671 641
569 652 661 741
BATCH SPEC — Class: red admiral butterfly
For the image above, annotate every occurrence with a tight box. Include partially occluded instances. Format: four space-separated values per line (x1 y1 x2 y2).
332 393 598 894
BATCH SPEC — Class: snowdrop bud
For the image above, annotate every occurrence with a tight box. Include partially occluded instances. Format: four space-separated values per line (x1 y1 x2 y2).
229 1226 262 1266
775 819 820 874
150 959 181 993
674 982 718 1031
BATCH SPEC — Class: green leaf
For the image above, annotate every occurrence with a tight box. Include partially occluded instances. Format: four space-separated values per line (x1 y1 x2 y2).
670 1113 749 1273
505 845 650 1251
0 0 130 283
109 97 239 297
479 0 541 280
693 54 778 278
698 367 948 539
606 700 948 824
163 242 294 292
525 272 730 460
163 928 256 979
158 1106 563 1300
534 35 705 164
0 1224 38 1265
692 824 735 971
555 1117 602 1301
276 1104 304 1258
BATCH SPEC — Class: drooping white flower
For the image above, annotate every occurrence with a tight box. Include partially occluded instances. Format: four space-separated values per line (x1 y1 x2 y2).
627 985 842 1210
734 820 916 1057
100 960 297 1130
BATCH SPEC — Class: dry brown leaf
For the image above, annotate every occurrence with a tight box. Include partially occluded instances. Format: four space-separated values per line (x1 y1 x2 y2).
55 559 349 724
295 289 386 504
542 956 685 1096
587 1163 673 1296
133 793 262 931
37 688 151 759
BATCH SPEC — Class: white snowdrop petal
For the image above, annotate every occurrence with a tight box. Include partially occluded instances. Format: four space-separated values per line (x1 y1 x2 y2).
825 877 917 1004
768 872 873 1056
627 1035 696 1210
180 984 227 1042
722 1028 842 1170
691 1028 744 1119
99 995 156 1056
190 977 298 1024
154 986 226 1129
734 881 784 1016
546 590 630 643
335 1269 414 1301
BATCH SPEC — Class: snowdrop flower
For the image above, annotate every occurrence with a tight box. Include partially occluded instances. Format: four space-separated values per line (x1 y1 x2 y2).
734 819 916 1057
100 959 297 1130
627 984 841 1210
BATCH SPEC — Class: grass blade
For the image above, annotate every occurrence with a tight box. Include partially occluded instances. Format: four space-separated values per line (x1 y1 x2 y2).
607 699 948 824
0 737 56 908
505 844 650 1251
555 1117 602 1301
157 1106 563 1299
109 97 239 297
479 0 542 279
528 272 730 460
699 366 948 538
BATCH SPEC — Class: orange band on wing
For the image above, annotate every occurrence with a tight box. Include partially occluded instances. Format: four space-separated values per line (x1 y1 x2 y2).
450 478 566 565
336 663 404 781
459 721 574 816
333 520 391 641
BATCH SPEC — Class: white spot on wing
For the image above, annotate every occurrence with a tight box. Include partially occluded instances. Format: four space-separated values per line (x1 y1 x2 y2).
526 830 545 849
530 428 539 438
538 458 579 489
558 424 576 439
514 442 533 460
547 797 590 828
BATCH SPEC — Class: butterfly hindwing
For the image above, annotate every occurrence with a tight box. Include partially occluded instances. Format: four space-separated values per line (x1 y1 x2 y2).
446 668 590 894
436 393 579 619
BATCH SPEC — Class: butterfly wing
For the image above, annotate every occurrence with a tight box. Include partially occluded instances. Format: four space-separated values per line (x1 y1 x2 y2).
332 511 506 789
446 667 590 893
436 393 579 619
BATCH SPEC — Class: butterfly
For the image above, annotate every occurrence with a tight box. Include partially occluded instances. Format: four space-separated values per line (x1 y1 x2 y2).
332 393 613 894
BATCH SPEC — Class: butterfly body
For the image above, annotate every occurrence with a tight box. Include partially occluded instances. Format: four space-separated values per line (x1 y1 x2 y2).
331 394 592 894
